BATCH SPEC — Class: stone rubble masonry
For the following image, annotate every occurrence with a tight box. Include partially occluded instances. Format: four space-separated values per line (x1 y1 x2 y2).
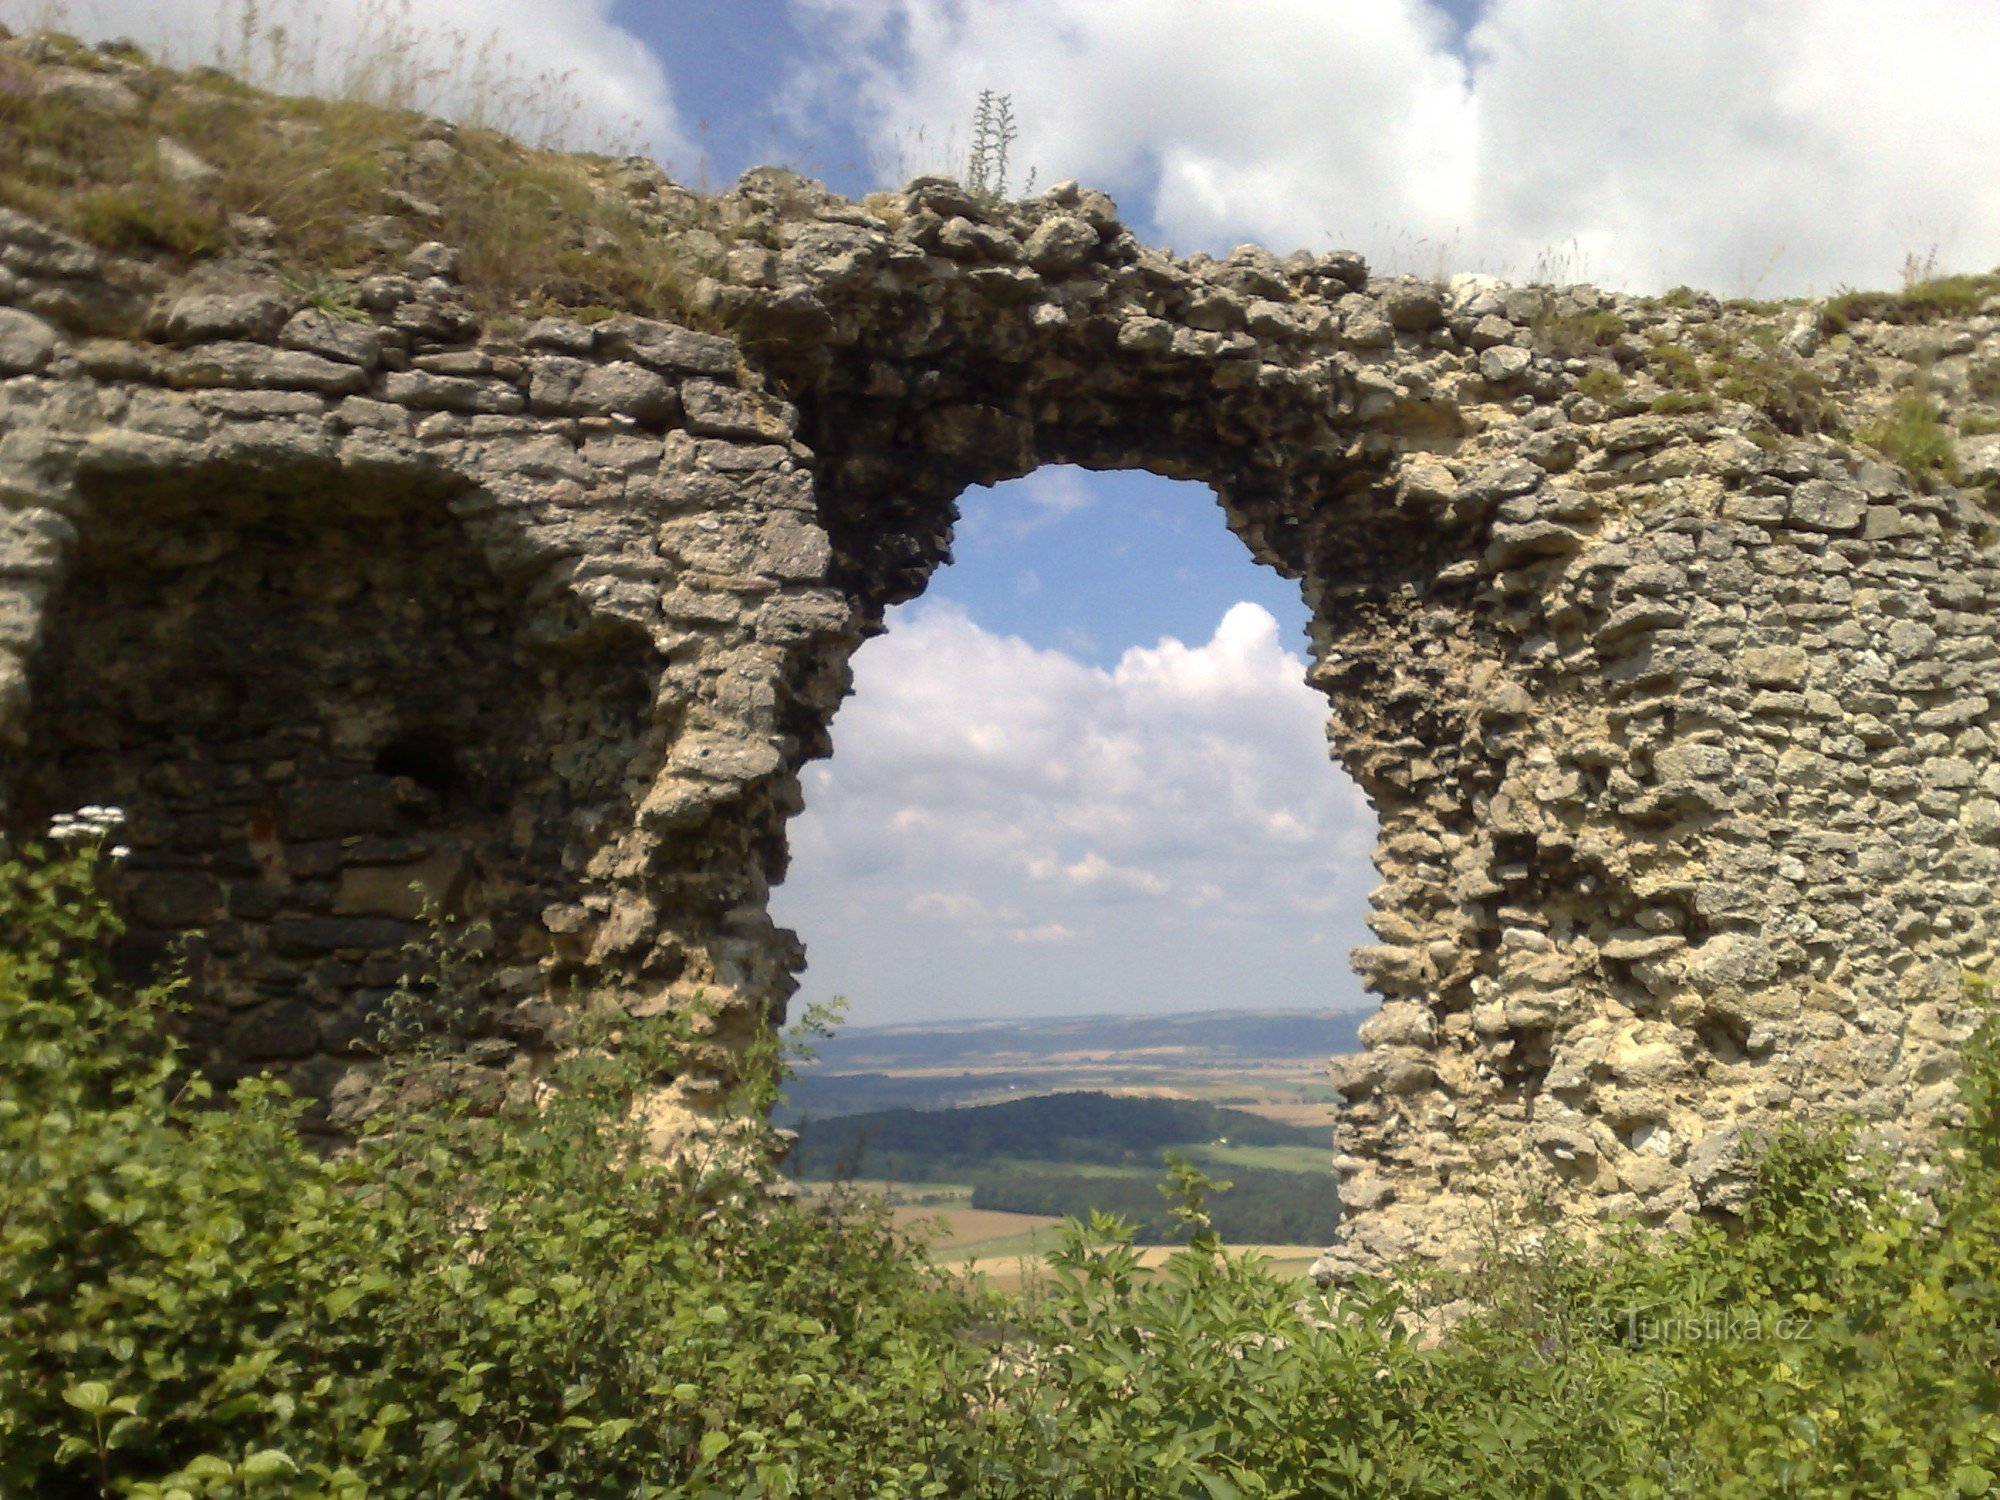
2 140 1999 1274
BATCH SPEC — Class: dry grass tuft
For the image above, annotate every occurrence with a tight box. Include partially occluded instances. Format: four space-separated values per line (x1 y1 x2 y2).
0 4 729 322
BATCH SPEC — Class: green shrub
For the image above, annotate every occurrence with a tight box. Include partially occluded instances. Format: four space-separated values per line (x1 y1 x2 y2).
1859 393 1961 487
1825 272 2000 331
7 842 2000 1497
0 840 1008 1498
1650 388 1716 416
1713 347 1838 436
1575 366 1626 403
1533 307 1627 360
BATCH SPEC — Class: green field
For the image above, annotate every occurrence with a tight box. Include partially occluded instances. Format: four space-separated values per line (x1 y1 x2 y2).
1185 1142 1330 1173
786 1090 1340 1245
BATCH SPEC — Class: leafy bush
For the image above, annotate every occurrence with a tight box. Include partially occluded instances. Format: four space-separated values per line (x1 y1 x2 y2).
0 841 1009 1497
6 842 2000 1497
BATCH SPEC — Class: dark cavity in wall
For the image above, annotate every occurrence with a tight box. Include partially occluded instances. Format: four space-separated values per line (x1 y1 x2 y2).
7 462 656 1128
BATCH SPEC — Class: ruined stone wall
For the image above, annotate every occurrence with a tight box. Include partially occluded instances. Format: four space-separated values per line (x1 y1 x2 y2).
4 122 2000 1267
0 208 856 1144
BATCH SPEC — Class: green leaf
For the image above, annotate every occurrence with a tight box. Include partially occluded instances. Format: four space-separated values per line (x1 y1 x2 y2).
62 1381 113 1416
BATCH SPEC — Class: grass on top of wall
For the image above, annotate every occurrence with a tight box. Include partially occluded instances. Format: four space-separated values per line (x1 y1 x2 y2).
0 25 722 322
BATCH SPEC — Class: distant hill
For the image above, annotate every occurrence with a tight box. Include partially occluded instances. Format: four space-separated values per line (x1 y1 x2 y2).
803 1008 1369 1073
786 1089 1323 1179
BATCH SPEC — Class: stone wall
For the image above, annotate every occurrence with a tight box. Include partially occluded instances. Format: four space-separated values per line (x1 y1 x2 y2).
4 115 1999 1266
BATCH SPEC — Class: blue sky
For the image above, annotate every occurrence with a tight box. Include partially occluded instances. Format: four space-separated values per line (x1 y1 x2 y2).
47 0 2000 1023
929 469 1312 669
616 0 1491 214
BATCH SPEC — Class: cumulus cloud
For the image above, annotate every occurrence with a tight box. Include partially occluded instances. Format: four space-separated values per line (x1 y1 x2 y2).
772 600 1379 1022
18 0 689 161
789 0 2000 294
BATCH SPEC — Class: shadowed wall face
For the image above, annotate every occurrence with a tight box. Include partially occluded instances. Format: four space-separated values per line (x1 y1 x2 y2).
16 469 654 1127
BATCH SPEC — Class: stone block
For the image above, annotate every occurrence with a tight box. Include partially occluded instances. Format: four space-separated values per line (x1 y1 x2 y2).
168 343 367 395
161 283 290 343
681 379 795 441
1786 478 1867 533
381 370 525 413
229 1000 320 1060
599 317 737 377
1739 645 1808 688
335 852 468 920
0 307 59 375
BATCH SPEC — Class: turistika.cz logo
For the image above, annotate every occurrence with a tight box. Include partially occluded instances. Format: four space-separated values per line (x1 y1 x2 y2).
1612 1305 1814 1346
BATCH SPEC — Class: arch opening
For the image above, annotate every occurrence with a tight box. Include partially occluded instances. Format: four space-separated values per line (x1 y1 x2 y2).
773 464 1382 1035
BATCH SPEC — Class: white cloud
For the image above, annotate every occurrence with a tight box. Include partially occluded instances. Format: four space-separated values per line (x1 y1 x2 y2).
1464 0 2000 294
773 599 1379 1022
16 0 688 162
1007 922 1078 945
790 0 2000 294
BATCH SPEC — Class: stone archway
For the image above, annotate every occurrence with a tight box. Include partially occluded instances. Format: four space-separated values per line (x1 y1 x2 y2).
3 163 1996 1273
713 171 2000 1272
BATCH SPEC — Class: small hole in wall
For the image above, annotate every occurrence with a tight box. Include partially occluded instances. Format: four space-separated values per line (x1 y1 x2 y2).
375 729 466 808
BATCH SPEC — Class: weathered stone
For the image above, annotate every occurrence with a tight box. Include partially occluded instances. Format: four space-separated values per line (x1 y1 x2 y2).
1024 215 1098 271
154 136 221 190
599 317 738 377
1597 415 1684 452
1739 645 1809 688
1480 344 1533 382
0 307 60 374
1382 279 1444 331
169 343 368 395
162 280 291 343
682 379 793 440
405 241 462 281
1787 478 1868 533
381 369 524 413
281 309 382 369
335 852 468 919
574 362 678 424
230 1001 321 1061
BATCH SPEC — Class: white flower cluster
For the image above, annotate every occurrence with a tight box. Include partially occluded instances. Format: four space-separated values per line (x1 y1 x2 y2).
48 804 130 860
